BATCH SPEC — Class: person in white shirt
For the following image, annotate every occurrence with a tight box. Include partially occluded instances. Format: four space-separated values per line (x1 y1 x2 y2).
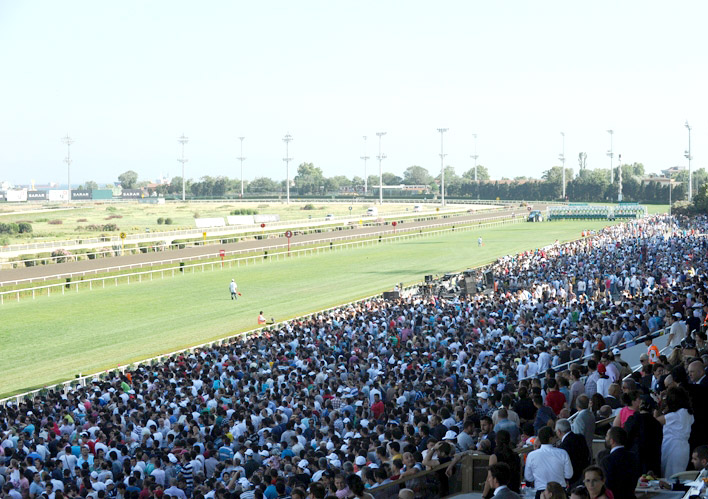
524 426 573 495
667 313 687 348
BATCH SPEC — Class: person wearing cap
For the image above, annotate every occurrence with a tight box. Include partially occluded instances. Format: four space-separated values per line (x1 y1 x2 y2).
667 312 687 348
229 279 238 301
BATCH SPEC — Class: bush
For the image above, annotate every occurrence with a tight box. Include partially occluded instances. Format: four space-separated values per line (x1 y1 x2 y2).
17 222 32 234
230 209 258 215
157 217 164 225
102 223 119 231
105 214 123 220
48 219 63 225
77 218 88 222
20 254 36 267
164 218 173 225
106 206 118 212
0 222 19 234
302 204 316 210
35 218 48 222
51 249 72 263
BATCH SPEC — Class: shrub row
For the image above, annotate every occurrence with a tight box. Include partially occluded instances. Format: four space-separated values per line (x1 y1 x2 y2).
0 222 32 234
230 209 258 215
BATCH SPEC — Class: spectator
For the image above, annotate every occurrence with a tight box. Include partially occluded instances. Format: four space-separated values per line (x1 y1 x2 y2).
624 395 663 476
524 427 572 498
600 427 640 499
655 386 694 478
485 463 520 499
556 419 590 488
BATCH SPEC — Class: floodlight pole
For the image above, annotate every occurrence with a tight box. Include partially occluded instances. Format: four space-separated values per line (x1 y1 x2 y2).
559 132 566 200
360 136 370 196
606 129 614 184
376 131 386 204
283 133 293 204
437 128 448 206
685 121 692 202
471 133 478 183
177 134 189 201
237 136 246 198
61 134 74 203
617 153 623 202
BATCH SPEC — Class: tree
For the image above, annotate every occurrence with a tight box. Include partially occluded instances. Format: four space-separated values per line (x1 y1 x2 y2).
381 172 402 185
578 152 587 170
463 165 490 181
248 177 279 194
85 180 99 190
403 166 432 185
293 162 324 195
118 170 138 189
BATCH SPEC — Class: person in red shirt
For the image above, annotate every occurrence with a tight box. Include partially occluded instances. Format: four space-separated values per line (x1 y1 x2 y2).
371 393 385 421
544 378 566 416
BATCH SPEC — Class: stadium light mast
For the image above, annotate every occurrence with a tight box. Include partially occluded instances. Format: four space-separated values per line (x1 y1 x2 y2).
685 121 693 202
470 133 478 183
617 153 623 202
376 131 386 205
360 135 370 195
283 133 293 204
559 132 566 200
606 129 614 184
61 134 74 203
177 134 189 201
437 128 448 206
237 136 246 198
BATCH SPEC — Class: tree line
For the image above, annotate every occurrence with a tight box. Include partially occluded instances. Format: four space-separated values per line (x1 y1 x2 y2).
109 162 707 205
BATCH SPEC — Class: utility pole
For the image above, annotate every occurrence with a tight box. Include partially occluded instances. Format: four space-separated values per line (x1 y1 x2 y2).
471 133 478 183
237 136 246 198
559 132 566 200
283 134 293 204
437 128 448 206
177 134 189 202
617 153 623 202
61 134 74 203
685 121 693 202
376 132 386 205
606 130 614 184
360 136 369 195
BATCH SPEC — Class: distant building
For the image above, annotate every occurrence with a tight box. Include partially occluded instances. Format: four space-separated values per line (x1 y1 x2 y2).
661 166 685 177
640 175 674 186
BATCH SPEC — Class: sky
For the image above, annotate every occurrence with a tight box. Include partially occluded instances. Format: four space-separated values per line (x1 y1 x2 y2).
1 0 707 187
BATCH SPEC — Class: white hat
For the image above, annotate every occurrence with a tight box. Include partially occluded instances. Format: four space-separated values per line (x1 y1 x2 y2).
355 456 366 466
443 430 457 440
245 449 254 456
168 453 178 464
612 348 621 355
297 459 309 469
674 313 682 318
477 392 488 399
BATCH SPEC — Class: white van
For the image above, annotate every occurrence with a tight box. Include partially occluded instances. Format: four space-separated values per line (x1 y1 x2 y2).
366 206 378 216
413 204 423 213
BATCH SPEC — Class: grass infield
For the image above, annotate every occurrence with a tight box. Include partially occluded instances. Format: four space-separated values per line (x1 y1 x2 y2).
1 218 636 397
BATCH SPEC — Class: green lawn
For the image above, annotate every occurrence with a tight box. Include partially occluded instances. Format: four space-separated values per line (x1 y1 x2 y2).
1 219 617 397
0 201 479 244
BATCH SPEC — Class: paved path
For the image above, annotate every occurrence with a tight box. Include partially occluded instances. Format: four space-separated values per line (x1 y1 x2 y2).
1 206 542 284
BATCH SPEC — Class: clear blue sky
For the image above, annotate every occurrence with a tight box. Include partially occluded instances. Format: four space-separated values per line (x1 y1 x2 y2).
1 0 706 186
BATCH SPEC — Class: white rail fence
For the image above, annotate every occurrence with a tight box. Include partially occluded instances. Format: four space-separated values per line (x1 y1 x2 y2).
0 216 522 304
1 214 520 286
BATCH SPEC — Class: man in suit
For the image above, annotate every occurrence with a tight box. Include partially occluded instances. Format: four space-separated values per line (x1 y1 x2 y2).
555 418 588 487
570 394 595 453
486 462 520 498
601 426 640 499
688 360 708 386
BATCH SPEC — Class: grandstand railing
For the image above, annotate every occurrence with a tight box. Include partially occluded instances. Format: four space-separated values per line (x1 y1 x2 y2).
0 215 522 290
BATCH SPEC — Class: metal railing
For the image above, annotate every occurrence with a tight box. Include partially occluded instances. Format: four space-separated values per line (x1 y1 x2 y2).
1 214 521 286
0 217 523 303
0 205 489 254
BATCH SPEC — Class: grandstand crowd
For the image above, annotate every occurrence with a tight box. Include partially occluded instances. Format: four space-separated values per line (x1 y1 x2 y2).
1 214 708 499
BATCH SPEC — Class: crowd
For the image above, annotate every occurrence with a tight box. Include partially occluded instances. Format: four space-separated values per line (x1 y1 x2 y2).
1 214 707 499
